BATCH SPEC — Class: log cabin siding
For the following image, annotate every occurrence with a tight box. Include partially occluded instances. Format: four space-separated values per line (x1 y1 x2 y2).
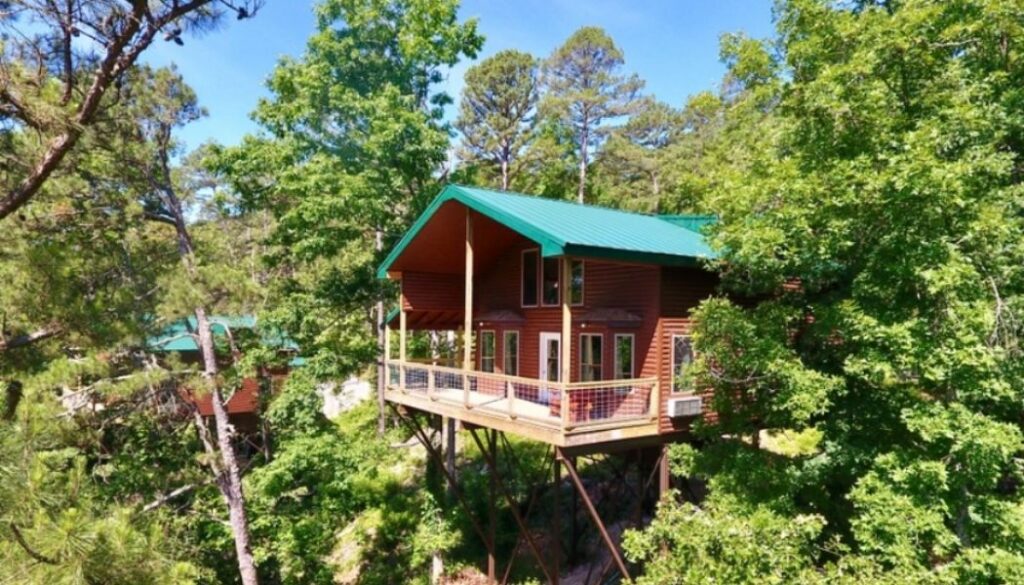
470 236 662 385
397 242 721 435
401 271 463 312
657 266 720 433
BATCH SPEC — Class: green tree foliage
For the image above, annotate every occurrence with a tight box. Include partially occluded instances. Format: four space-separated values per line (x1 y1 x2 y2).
0 0 260 221
628 1 1024 582
456 49 540 190
542 26 643 203
218 0 483 379
592 99 684 212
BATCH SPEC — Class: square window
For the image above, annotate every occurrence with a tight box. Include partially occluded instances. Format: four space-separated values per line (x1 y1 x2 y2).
522 250 538 307
542 258 560 306
480 331 496 373
580 334 603 382
672 335 694 392
503 331 519 376
614 334 634 379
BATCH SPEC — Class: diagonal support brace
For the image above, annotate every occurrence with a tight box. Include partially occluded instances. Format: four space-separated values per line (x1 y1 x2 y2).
389 405 493 557
557 446 632 583
468 427 556 585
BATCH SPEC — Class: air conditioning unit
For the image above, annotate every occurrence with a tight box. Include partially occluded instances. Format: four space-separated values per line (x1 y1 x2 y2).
667 396 702 418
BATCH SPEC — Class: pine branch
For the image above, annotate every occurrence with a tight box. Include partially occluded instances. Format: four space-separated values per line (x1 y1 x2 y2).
9 523 57 565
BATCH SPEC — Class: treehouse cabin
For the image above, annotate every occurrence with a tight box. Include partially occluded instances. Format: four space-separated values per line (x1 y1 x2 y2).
379 185 719 450
147 315 301 456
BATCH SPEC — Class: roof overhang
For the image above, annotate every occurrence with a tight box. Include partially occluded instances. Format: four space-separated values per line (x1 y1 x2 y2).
378 184 715 279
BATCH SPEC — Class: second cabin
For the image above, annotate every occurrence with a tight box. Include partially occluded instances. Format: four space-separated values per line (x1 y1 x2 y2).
378 185 720 449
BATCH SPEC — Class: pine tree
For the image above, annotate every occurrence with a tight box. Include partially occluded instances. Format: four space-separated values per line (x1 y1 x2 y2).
541 27 643 203
456 50 540 190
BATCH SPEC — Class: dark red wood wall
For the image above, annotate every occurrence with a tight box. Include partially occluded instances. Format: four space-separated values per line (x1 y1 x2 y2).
395 211 720 435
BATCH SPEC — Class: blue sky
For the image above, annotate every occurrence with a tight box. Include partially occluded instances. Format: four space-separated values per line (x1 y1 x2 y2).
143 1 775 151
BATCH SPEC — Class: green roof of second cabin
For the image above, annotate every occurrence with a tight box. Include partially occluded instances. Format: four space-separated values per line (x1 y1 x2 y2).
377 185 717 278
146 315 305 366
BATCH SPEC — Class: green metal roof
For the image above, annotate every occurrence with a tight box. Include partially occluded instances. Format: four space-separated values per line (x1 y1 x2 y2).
658 214 718 234
147 315 304 366
377 184 717 278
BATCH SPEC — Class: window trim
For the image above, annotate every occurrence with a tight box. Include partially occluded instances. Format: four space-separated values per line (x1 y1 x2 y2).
479 329 496 373
502 330 520 376
570 259 585 307
540 257 561 307
613 333 635 379
520 248 539 308
671 333 695 393
578 332 604 382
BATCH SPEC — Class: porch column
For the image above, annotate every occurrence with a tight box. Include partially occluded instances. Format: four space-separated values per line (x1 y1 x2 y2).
464 209 474 371
560 256 572 383
399 282 407 391
560 257 572 428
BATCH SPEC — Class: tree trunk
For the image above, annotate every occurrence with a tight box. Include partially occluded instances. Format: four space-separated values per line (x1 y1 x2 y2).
161 185 260 585
195 308 261 585
577 121 589 204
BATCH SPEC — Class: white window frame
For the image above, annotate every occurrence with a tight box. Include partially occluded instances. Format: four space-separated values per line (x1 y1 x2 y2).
540 257 561 307
671 334 695 393
479 329 496 373
570 259 585 307
521 248 539 308
613 333 635 380
578 332 604 382
502 330 520 376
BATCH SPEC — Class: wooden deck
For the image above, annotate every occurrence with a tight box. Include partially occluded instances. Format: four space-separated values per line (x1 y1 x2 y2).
385 361 662 447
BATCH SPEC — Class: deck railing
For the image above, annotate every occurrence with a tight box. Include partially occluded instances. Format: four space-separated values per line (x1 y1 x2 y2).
386 360 658 433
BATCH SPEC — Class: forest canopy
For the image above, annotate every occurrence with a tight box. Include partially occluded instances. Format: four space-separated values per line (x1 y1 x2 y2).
4 0 1024 584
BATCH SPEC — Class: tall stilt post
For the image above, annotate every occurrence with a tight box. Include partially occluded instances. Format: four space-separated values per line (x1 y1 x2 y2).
558 447 632 582
552 450 561 584
487 429 497 583
444 417 456 501
659 444 671 497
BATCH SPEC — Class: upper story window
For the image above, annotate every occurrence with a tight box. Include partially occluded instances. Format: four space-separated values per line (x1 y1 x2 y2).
542 258 560 306
570 259 584 306
480 330 496 373
580 333 603 382
521 250 538 307
523 251 585 308
672 334 694 392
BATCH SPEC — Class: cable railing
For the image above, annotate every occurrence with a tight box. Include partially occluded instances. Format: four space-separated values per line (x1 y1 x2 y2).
385 360 658 432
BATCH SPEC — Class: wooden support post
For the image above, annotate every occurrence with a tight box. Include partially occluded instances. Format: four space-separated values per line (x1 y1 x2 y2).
443 416 456 503
659 444 671 498
552 449 561 585
390 405 492 554
561 256 572 429
469 428 556 584
558 447 632 583
399 284 407 393
464 209 474 410
464 209 474 371
384 325 391 388
507 381 516 419
487 429 497 583
650 380 660 421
